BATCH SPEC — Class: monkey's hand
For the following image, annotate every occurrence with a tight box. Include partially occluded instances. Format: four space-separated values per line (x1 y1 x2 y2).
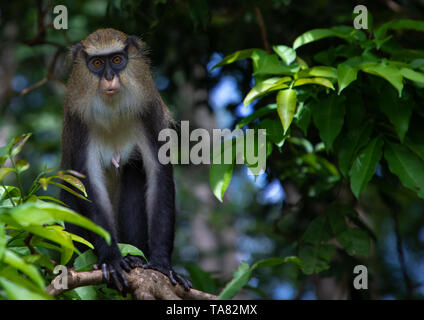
143 262 192 291
93 256 131 294
123 254 146 269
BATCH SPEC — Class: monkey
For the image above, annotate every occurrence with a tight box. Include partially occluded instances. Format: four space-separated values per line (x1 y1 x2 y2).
60 28 192 293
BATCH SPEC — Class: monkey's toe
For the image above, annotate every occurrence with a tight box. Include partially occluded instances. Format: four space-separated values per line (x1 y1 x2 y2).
124 255 146 269
97 260 130 295
143 262 192 291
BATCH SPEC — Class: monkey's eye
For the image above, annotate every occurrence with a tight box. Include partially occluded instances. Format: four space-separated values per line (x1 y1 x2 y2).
92 58 104 68
112 55 123 64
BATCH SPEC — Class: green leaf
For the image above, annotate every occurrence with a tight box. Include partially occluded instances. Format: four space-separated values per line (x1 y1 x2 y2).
337 123 373 178
327 204 370 256
337 228 370 256
378 86 413 142
337 63 358 94
118 243 147 262
361 63 403 97
15 160 30 173
217 256 300 299
299 244 335 275
259 118 285 147
3 249 44 288
384 141 424 199
251 256 301 270
400 68 424 83
54 172 88 197
210 138 238 202
375 19 424 40
74 250 97 271
293 26 354 50
236 104 277 129
243 77 290 106
61 246 74 265
405 129 424 161
11 202 110 244
9 133 32 157
23 254 55 271
217 261 251 300
294 102 312 135
0 168 15 181
302 216 333 244
298 66 337 79
24 225 76 251
70 233 94 250
294 77 335 90
272 45 296 65
276 89 297 134
349 136 384 198
212 49 258 69
48 181 90 202
186 263 219 294
311 94 346 150
37 196 68 207
252 51 300 76
74 286 98 300
0 224 5 260
299 216 335 274
0 277 51 300
0 146 8 166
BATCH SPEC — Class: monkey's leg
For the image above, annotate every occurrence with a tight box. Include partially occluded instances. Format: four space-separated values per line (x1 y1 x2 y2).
143 163 192 291
61 176 131 293
117 160 149 269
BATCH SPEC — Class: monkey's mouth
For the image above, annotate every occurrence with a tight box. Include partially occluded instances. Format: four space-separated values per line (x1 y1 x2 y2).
103 88 120 96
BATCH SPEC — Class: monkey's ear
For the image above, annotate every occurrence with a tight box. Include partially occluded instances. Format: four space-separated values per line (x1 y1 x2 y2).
126 35 141 51
71 42 85 62
126 35 148 55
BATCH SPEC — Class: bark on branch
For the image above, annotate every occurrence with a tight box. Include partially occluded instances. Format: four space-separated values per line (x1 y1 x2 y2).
46 267 217 300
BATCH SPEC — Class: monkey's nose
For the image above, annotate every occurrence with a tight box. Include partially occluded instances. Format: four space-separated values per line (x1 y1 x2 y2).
101 76 121 96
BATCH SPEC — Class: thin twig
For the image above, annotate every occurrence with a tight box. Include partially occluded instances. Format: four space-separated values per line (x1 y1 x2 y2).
24 233 37 254
254 7 271 53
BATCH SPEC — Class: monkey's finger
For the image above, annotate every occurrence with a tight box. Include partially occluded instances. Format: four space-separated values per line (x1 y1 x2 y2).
175 274 192 291
125 255 145 268
178 277 192 290
167 270 178 286
102 263 109 283
109 268 123 293
120 259 131 273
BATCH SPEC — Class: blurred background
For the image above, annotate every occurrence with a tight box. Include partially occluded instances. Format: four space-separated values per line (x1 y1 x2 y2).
1 0 424 299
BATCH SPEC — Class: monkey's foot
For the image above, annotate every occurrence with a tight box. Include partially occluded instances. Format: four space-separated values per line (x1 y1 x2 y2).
143 262 192 291
93 257 131 294
123 255 146 269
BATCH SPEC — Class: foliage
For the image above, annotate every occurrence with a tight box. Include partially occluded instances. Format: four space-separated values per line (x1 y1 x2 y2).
2 0 424 300
210 17 424 292
0 134 111 299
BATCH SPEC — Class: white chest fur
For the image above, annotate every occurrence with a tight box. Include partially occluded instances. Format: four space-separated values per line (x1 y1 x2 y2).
85 117 159 229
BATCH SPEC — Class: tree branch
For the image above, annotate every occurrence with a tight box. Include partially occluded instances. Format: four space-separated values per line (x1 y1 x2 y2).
46 267 217 300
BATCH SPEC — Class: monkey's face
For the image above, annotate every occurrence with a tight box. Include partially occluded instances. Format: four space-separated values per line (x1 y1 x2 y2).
85 50 128 98
67 29 155 122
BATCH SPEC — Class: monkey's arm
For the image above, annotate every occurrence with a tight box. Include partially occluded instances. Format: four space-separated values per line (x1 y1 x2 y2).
60 113 131 293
